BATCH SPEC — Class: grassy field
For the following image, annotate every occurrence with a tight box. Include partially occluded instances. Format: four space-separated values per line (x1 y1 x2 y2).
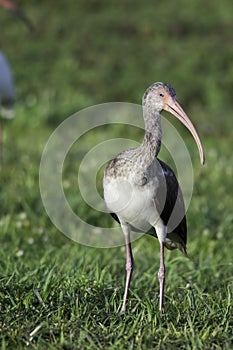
0 0 233 349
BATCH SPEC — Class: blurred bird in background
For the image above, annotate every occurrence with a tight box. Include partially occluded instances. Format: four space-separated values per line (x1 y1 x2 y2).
0 0 33 167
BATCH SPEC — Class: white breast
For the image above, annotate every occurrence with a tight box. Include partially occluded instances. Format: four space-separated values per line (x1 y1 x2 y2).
103 175 160 232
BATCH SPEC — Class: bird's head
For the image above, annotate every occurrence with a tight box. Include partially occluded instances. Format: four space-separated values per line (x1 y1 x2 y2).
143 82 205 165
143 82 177 111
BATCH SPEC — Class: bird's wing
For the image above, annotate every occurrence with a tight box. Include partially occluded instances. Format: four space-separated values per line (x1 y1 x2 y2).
155 158 187 254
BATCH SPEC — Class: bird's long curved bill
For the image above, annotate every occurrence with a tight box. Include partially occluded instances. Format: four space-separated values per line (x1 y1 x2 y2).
0 0 34 31
164 98 205 165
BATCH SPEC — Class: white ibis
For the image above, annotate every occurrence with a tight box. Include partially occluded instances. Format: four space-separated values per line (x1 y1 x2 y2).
103 82 205 314
0 51 15 166
0 0 33 167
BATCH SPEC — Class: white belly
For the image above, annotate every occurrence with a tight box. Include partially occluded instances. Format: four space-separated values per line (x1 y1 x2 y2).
103 176 160 232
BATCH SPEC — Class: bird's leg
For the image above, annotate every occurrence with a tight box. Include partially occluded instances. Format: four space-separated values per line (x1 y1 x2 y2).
158 241 166 311
120 224 134 315
152 219 167 310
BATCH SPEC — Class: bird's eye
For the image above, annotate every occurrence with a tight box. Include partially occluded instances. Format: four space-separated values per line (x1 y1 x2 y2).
159 93 164 97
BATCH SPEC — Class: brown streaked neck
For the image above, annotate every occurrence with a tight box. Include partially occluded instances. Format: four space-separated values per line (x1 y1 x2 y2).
141 105 162 160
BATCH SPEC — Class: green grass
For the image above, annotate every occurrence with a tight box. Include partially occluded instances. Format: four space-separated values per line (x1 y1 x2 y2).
0 0 233 349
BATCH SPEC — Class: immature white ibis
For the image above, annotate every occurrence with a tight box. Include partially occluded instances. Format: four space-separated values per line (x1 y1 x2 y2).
103 82 205 314
0 0 33 166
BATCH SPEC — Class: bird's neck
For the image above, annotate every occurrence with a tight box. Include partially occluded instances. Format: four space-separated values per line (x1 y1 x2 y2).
141 106 162 160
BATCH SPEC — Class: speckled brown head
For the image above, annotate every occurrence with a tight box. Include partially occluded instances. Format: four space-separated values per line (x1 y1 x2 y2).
143 82 205 165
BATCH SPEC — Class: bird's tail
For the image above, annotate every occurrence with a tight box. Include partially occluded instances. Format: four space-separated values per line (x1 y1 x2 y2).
164 240 188 256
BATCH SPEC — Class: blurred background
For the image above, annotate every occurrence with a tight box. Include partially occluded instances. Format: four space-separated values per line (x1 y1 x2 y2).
1 0 233 128
0 1 233 347
1 0 232 228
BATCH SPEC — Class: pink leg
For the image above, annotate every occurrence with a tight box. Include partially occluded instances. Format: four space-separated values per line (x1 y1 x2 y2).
120 225 134 315
158 242 166 311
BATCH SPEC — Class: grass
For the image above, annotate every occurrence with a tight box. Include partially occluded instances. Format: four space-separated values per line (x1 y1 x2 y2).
0 229 232 349
0 0 233 349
